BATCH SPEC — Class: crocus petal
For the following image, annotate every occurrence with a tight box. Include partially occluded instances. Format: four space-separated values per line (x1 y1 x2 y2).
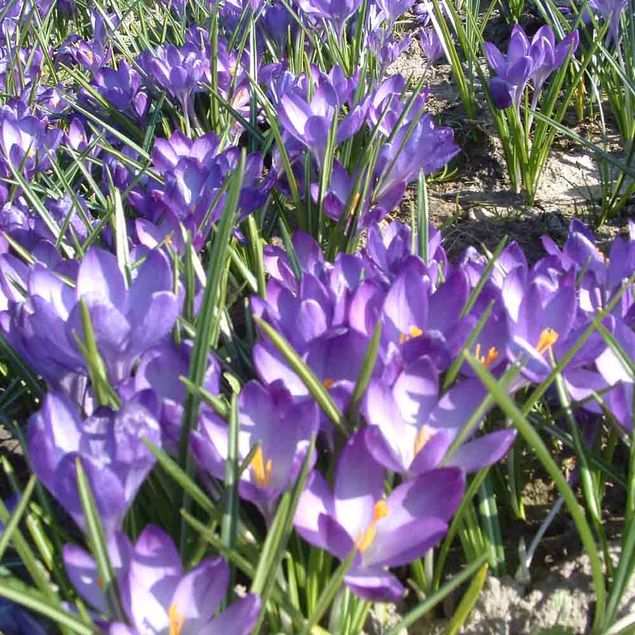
483 42 505 73
489 77 513 109
363 425 408 474
363 517 448 568
76 248 126 306
334 431 385 540
382 263 429 340
429 379 486 434
393 358 439 425
62 545 108 613
508 336 553 382
202 594 261 635
294 471 335 551
344 566 405 602
408 428 452 474
443 429 517 473
318 513 357 560
121 525 182 633
171 557 228 624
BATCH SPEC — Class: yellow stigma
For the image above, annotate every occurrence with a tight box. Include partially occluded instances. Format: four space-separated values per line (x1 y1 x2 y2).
351 192 361 210
474 343 499 369
399 325 423 344
168 604 185 635
355 500 389 553
413 425 435 457
323 378 335 390
251 446 273 488
536 328 559 354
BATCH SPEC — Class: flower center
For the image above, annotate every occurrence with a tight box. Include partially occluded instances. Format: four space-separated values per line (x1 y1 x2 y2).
399 325 423 345
169 603 185 635
413 424 435 457
536 328 559 354
475 343 499 369
251 445 273 488
355 500 389 553
323 378 335 389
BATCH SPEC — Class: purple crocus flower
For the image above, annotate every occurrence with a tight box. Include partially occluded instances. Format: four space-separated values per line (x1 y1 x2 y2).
0 103 62 178
373 113 459 208
485 24 578 109
2 247 180 390
420 26 444 65
590 0 628 44
529 26 578 97
296 0 363 34
503 268 577 381
91 61 149 120
278 78 366 166
379 259 470 369
375 0 416 26
192 381 318 519
58 10 116 72
484 25 535 109
364 360 516 475
63 525 260 634
132 342 221 451
294 430 465 600
144 130 266 249
596 319 635 431
152 130 220 171
28 390 161 534
140 42 208 114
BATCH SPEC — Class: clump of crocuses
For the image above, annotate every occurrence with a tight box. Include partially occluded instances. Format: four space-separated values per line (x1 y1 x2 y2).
484 24 579 109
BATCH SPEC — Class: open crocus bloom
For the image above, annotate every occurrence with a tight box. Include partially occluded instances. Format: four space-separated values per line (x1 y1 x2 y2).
294 430 465 600
364 360 516 475
63 525 260 635
503 269 577 381
191 381 318 519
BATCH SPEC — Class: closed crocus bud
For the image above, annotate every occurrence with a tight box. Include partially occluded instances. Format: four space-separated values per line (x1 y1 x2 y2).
484 25 534 109
590 0 628 44
420 26 444 65
529 26 579 94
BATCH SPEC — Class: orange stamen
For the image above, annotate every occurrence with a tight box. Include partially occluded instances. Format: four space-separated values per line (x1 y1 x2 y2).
536 328 559 354
399 325 423 344
413 425 435 456
169 604 185 635
475 343 499 369
323 378 335 389
355 500 389 553
251 446 273 488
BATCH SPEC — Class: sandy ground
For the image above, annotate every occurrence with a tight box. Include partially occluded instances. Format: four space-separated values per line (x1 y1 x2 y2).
365 543 635 634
